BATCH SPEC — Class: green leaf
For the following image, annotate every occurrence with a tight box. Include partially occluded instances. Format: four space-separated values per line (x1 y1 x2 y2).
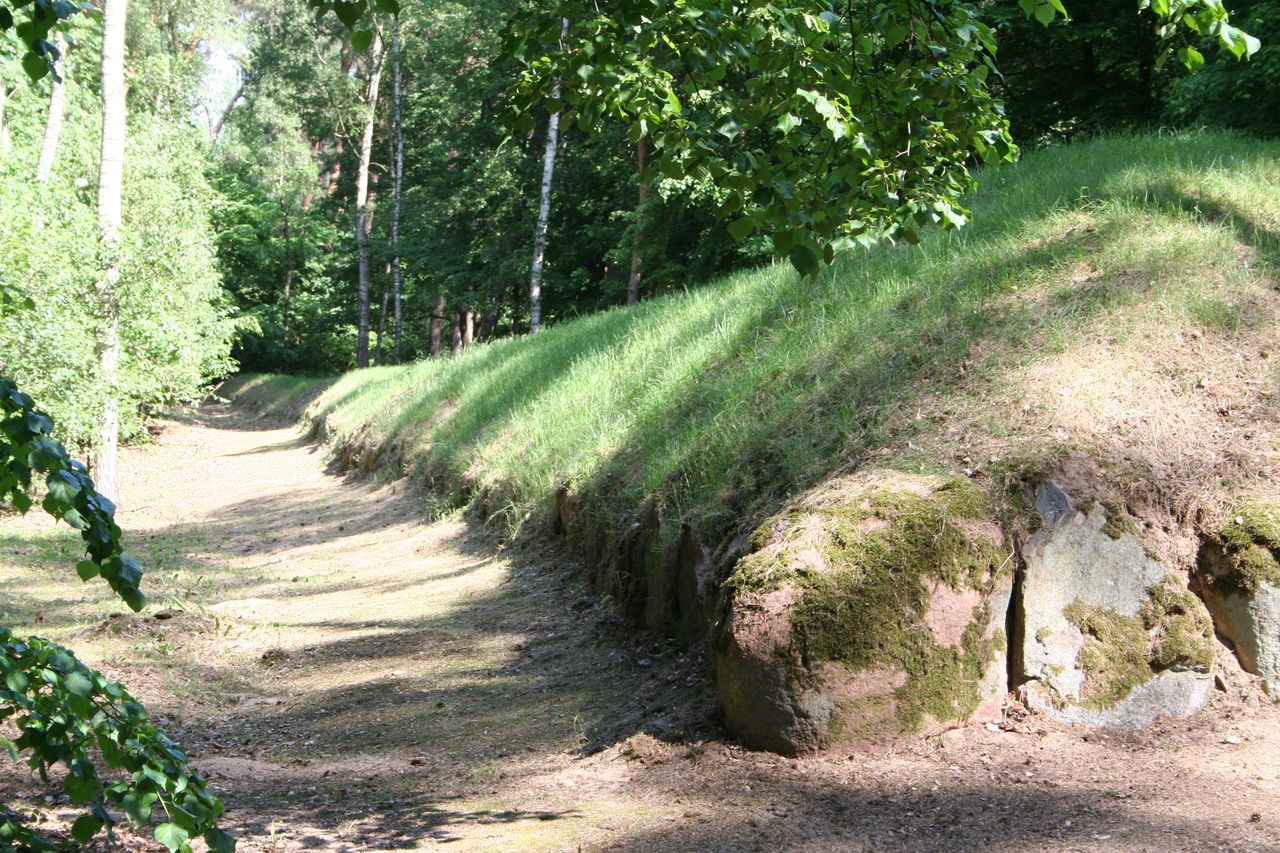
350 28 373 51
205 827 236 853
727 217 755 242
76 560 100 581
1178 46 1205 71
46 470 80 504
333 1 363 29
372 0 398 12
155 822 191 853
71 815 103 843
788 244 820 277
64 771 99 804
122 791 156 825
22 52 49 81
63 670 93 697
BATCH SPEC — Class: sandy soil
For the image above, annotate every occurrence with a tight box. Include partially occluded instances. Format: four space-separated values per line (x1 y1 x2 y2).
2 405 1279 852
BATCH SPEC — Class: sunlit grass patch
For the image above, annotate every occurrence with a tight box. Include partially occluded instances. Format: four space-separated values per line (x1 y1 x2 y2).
238 131 1280 555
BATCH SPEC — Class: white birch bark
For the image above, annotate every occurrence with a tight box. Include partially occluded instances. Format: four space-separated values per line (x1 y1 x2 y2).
390 15 404 364
528 17 568 335
35 33 66 184
95 0 128 502
355 30 386 369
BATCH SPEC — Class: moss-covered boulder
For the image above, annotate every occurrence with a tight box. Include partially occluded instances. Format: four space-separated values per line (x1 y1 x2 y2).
713 472 1012 755
1018 483 1215 727
1199 504 1280 698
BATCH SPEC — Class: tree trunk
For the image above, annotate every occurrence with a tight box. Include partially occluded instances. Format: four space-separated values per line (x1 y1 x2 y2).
626 135 649 306
450 311 462 356
390 15 405 364
209 75 248 146
374 280 389 365
95 0 128 502
321 138 343 198
354 31 386 369
462 308 474 348
476 276 507 342
429 293 445 357
35 33 67 184
282 217 294 355
528 17 568 336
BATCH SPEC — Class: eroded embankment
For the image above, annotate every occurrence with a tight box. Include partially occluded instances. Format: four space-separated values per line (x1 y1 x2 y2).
225 131 1280 755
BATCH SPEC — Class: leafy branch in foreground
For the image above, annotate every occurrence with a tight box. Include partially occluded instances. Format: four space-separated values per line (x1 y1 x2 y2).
0 379 234 852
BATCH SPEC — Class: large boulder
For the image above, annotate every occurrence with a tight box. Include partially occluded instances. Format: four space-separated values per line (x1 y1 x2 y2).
714 472 1012 755
1018 483 1215 727
1199 503 1280 698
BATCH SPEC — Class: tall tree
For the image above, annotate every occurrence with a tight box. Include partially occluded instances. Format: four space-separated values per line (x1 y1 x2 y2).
390 14 404 364
625 136 648 306
95 0 128 501
34 33 64 184
354 29 386 368
528 16 567 335
429 292 445 358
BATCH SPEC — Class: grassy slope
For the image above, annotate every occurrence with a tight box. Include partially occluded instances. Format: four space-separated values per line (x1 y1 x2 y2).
228 132 1280 570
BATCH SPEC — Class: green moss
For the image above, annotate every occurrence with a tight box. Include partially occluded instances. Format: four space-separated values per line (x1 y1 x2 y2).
1143 578 1215 673
1099 501 1139 541
735 475 1011 733
1212 503 1280 593
1064 600 1152 710
1065 578 1214 710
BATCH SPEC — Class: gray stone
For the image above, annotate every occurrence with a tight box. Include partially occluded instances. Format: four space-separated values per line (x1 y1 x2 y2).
1018 483 1214 727
714 473 1014 754
1199 574 1280 698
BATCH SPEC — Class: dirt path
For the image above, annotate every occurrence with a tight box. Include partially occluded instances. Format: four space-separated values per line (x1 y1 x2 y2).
4 405 1280 852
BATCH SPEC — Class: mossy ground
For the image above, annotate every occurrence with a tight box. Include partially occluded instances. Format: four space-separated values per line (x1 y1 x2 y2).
1209 503 1280 594
729 475 1010 733
1065 578 1215 710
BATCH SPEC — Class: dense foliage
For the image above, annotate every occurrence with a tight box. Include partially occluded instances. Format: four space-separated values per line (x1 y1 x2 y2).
0 10 235 452
992 0 1279 141
212 0 771 371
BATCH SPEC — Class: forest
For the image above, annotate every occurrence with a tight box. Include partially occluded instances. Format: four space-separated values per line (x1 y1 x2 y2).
2 0 1280 850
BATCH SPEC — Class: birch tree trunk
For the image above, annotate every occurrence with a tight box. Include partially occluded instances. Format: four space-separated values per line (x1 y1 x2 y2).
35 33 66 184
95 0 128 502
528 17 568 336
374 281 389 365
354 31 386 369
626 136 649 306
390 15 405 364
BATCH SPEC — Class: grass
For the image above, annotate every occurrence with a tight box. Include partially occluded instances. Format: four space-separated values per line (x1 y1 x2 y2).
232 131 1280 586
